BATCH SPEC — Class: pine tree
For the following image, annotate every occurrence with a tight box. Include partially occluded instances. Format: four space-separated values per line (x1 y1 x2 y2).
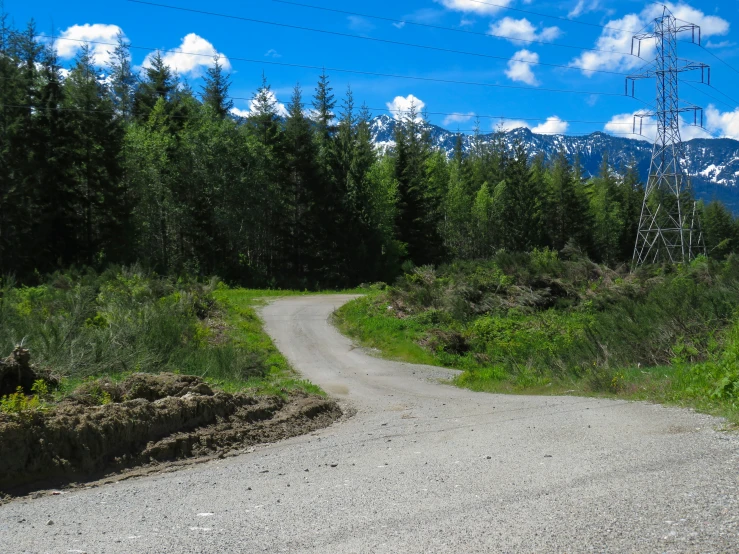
309 72 342 283
201 56 233 118
246 74 287 279
64 44 126 265
31 39 75 270
284 83 318 282
312 70 336 142
393 100 440 265
496 141 541 252
108 32 136 121
703 200 737 259
543 150 591 252
590 153 624 264
472 182 495 256
618 160 644 262
248 74 282 148
134 51 176 123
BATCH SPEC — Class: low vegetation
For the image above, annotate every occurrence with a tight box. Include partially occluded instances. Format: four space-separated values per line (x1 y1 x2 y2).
0 267 325 413
336 252 739 424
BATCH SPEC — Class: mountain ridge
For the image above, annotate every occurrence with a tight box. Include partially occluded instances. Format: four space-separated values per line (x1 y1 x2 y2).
369 114 739 211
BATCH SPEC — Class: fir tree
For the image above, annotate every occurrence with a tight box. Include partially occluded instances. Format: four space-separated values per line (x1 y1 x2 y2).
543 150 591 252
284 83 318 282
108 32 136 121
201 56 233 119
134 51 175 123
393 100 440 265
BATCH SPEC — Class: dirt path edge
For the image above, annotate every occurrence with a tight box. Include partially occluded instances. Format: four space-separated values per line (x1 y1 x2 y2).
0 375 342 496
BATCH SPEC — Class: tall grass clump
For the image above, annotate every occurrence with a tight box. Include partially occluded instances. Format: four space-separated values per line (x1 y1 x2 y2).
0 266 267 384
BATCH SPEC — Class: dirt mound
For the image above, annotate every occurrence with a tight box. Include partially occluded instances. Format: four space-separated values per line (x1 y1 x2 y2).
67 372 214 406
0 374 341 493
0 347 59 396
0 347 38 396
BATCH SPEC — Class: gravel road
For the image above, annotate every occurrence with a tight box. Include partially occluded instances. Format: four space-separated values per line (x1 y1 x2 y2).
2 294 738 553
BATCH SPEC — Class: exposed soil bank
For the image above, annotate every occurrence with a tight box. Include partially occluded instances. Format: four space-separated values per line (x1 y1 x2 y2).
0 373 341 494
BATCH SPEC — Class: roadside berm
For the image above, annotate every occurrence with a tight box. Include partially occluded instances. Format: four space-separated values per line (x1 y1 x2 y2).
0 373 341 493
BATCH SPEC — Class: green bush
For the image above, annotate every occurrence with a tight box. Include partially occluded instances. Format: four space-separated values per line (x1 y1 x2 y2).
0 267 269 383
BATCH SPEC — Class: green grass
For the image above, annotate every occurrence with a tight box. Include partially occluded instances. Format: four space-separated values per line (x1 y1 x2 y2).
333 257 739 426
0 269 361 405
213 287 364 396
212 288 325 397
332 294 439 366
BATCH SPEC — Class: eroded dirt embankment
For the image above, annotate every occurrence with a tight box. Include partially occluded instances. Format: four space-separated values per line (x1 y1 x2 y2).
0 373 341 494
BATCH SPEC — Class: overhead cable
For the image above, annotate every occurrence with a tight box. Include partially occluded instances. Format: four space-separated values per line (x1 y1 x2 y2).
125 0 629 76
271 0 633 56
38 35 647 102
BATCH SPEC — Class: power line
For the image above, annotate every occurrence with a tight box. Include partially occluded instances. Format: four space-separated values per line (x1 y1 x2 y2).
125 0 629 77
464 0 640 34
39 35 645 102
270 0 633 56
694 42 739 76
682 81 738 110
706 85 739 107
0 102 654 135
239 96 656 126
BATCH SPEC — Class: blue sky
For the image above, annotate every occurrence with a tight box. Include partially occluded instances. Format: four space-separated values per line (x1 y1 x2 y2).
4 0 739 138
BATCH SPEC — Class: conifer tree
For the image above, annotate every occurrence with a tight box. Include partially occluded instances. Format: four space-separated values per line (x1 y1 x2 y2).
247 74 287 277
134 51 176 123
64 44 126 265
201 56 233 118
284 83 318 282
108 32 136 121
543 150 591 251
702 200 736 259
310 72 342 283
248 74 282 148
393 100 440 265
618 160 643 261
496 141 541 252
32 40 75 270
312 70 336 142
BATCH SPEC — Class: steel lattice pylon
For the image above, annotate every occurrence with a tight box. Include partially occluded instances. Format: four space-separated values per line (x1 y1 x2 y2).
627 7 709 265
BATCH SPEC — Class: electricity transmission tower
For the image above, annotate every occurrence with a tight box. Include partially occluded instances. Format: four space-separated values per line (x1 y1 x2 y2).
627 6 709 265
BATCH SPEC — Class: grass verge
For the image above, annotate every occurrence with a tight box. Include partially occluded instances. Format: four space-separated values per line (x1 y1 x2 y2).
0 269 360 410
334 257 739 426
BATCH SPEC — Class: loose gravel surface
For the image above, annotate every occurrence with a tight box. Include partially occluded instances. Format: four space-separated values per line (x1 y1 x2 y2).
2 294 738 553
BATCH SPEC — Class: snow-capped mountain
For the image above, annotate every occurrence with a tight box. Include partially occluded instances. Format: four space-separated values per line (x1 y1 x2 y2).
369 114 739 212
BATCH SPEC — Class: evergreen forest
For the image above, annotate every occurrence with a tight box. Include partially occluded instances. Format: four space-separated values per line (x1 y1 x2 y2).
3 20 739 288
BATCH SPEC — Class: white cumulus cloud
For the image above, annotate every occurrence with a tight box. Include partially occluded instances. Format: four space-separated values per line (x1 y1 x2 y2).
434 0 513 15
230 107 251 119
443 112 475 126
387 94 426 122
143 33 230 78
488 17 560 43
505 49 539 85
56 24 125 67
571 2 729 75
495 119 529 131
531 116 568 135
603 111 714 141
231 90 288 119
604 112 657 141
705 105 739 139
644 3 729 37
568 0 602 18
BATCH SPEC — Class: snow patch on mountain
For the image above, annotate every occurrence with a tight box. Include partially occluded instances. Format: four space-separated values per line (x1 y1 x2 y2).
369 115 739 212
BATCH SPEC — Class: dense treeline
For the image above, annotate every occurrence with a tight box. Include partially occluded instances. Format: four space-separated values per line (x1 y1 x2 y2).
3 16 739 287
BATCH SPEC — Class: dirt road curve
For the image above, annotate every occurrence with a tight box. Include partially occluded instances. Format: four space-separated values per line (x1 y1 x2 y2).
2 295 738 553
